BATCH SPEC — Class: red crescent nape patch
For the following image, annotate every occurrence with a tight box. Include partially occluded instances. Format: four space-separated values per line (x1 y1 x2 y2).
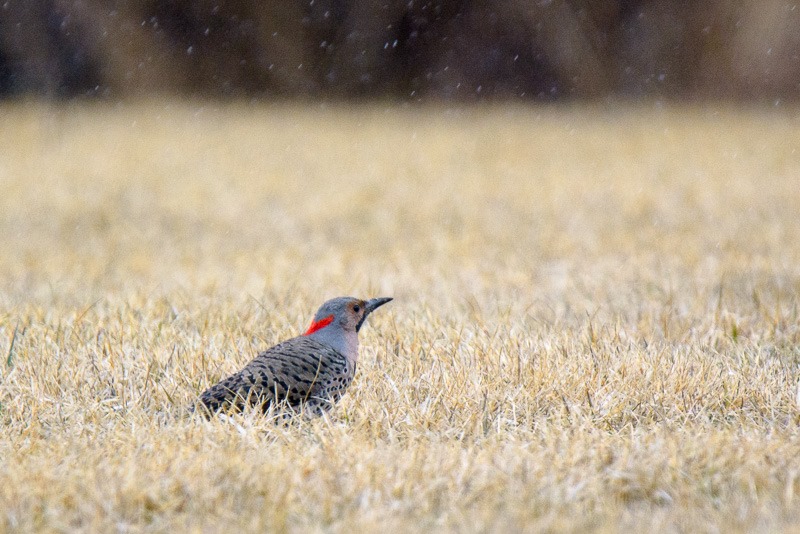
304 314 334 336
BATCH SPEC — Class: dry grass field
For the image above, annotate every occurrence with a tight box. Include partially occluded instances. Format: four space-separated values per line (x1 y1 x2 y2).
0 102 799 532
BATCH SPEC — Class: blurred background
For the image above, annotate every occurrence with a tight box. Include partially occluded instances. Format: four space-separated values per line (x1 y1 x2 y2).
2 0 799 101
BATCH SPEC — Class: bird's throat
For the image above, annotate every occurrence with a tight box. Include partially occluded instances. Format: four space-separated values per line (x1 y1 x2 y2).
304 314 334 336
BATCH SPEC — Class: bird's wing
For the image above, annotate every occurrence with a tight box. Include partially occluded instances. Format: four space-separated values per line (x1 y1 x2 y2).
243 336 349 401
198 336 348 414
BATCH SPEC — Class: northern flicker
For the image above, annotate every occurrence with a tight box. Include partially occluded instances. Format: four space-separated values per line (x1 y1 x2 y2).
198 296 392 417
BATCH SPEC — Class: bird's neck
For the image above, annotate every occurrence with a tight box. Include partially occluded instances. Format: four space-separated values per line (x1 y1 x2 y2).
307 327 359 366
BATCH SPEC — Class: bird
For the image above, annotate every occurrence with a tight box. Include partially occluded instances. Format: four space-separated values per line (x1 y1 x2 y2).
197 296 392 417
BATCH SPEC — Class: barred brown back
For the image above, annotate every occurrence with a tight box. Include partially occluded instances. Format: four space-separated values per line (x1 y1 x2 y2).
198 336 355 416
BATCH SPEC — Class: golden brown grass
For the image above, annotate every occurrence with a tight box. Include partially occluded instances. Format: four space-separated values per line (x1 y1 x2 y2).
0 102 799 532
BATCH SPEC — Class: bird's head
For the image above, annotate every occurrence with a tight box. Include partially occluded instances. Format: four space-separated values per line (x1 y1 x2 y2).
304 296 393 336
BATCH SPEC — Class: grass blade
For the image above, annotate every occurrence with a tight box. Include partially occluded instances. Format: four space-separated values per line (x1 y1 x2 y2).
6 324 19 368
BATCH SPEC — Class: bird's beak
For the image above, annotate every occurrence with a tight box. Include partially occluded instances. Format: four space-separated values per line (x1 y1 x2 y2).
365 297 393 315
357 297 393 332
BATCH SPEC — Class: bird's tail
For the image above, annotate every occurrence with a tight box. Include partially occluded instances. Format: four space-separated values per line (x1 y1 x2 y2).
196 373 253 416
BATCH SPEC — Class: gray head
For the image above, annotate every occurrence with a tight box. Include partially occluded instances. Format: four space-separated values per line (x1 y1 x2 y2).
304 296 393 337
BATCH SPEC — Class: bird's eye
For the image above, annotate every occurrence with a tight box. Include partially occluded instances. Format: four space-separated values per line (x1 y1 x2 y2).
353 305 361 313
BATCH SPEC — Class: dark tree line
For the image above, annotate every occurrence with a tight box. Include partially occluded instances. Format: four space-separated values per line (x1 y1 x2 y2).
1 0 799 100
